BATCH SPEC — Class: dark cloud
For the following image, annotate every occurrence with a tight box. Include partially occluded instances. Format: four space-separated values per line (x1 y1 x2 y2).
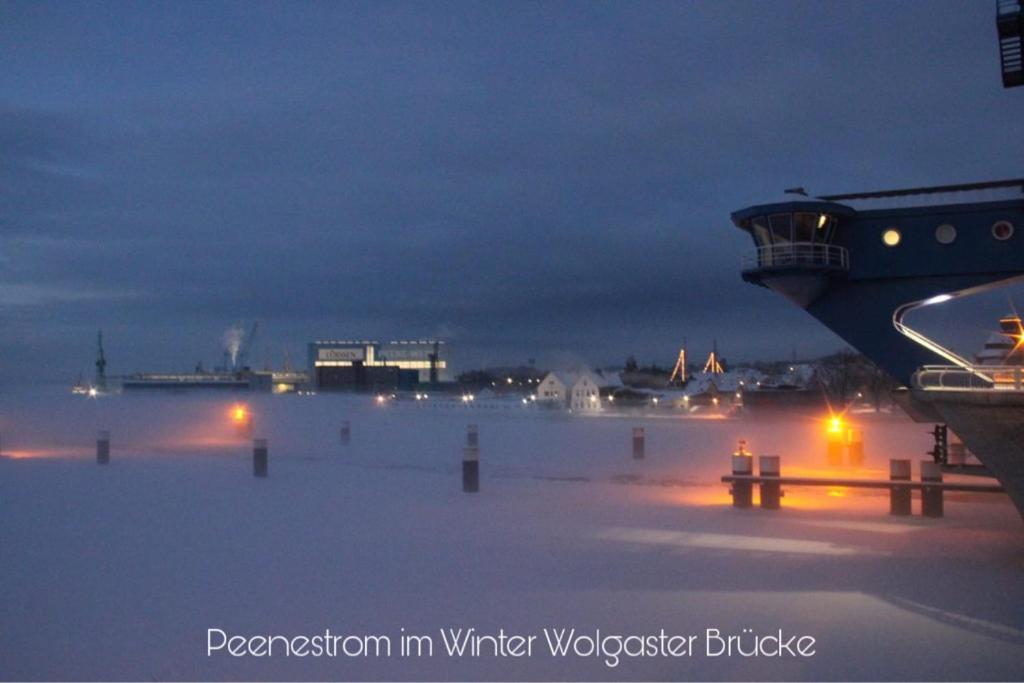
0 0 1021 382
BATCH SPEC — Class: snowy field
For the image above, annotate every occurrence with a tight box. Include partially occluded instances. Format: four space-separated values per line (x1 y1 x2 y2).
2 389 1023 681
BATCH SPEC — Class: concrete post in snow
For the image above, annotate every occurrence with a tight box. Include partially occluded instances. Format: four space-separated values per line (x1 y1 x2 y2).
731 452 753 508
96 430 110 465
759 455 781 510
253 438 268 478
889 459 911 516
463 445 479 493
846 429 864 467
632 427 645 460
920 460 944 518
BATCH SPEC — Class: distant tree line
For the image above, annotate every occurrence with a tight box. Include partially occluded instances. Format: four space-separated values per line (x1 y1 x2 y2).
814 349 896 410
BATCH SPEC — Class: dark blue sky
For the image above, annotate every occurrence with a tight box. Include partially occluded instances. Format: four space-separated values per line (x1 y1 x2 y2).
2 0 1022 382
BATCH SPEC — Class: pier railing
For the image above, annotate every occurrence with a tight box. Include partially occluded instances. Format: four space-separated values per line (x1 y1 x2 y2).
913 364 1024 391
741 242 849 272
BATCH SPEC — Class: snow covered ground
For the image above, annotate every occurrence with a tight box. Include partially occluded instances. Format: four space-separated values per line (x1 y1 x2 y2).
2 389 1023 681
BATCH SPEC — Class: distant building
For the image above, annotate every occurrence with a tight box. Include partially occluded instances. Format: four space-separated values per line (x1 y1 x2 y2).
308 340 450 391
249 370 309 394
682 368 765 407
537 368 607 411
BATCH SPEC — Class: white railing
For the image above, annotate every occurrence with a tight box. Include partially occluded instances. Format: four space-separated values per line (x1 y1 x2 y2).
914 365 1024 391
741 242 849 271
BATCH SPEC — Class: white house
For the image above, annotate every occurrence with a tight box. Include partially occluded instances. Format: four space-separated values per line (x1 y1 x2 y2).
537 369 604 411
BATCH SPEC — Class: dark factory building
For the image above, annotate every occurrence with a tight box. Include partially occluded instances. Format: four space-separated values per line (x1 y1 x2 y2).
308 340 450 391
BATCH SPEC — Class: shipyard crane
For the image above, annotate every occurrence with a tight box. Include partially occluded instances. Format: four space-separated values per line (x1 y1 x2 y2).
235 321 259 371
95 330 107 392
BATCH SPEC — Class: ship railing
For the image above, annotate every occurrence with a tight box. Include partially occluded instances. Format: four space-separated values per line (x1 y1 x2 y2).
741 242 850 272
913 364 1024 391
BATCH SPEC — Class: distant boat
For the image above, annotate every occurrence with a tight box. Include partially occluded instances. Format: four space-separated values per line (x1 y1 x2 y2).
70 374 89 395
975 313 1024 366
121 371 251 391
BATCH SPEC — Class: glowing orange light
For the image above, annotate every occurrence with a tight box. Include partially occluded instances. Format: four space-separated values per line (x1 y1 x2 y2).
827 416 843 434
231 405 249 423
1013 332 1024 356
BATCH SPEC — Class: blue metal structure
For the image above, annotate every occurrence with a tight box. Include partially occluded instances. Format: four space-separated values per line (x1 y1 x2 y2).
998 0 1023 88
731 180 1024 385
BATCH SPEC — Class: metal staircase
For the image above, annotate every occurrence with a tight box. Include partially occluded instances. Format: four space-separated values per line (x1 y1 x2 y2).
998 0 1023 88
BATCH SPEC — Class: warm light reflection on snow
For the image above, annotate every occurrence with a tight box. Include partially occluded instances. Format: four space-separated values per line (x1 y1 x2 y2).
596 527 876 557
1 447 91 460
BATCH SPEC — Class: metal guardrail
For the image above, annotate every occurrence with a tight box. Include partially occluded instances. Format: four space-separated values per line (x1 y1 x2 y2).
721 474 1005 494
741 242 849 271
914 364 1024 391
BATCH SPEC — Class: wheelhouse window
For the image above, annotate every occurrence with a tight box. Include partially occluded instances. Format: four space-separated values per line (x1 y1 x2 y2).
750 216 771 247
769 214 793 244
793 213 818 243
746 211 838 249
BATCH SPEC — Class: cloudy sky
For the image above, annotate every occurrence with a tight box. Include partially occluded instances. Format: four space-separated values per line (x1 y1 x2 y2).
2 0 1022 383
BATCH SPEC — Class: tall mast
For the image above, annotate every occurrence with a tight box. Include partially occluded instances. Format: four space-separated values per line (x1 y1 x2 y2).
95 330 108 392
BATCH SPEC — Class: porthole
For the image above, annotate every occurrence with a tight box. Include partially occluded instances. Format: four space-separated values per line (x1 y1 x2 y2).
993 220 1015 241
882 228 901 247
935 224 957 245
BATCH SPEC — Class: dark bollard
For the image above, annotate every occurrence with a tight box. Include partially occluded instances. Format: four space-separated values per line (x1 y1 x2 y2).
759 455 782 510
889 459 911 516
467 424 478 448
340 420 351 447
462 446 479 493
632 427 645 460
920 460 944 518
826 429 844 467
847 429 864 467
253 438 268 478
731 453 753 508
97 430 110 465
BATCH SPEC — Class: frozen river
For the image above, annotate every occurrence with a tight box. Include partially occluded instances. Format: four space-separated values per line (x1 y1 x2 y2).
1 390 1022 680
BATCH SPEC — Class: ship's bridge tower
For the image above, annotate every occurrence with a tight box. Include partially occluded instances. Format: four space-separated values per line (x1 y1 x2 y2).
731 190 855 308
731 180 1024 385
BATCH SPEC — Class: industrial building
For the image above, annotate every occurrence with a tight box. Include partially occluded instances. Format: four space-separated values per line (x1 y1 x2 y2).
308 340 450 391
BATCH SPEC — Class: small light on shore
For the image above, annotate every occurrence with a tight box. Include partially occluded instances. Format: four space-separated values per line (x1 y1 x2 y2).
231 405 249 423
